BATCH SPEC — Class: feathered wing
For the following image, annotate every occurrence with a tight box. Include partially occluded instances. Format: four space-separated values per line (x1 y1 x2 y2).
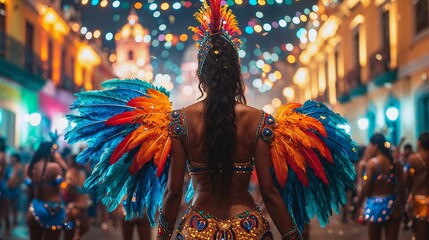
65 79 172 225
265 100 358 229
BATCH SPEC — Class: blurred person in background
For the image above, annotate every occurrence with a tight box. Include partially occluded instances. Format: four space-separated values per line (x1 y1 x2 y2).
357 134 405 240
394 137 414 231
404 132 429 240
120 195 152 240
394 137 413 165
62 154 90 240
25 142 68 240
5 153 24 229
0 137 7 236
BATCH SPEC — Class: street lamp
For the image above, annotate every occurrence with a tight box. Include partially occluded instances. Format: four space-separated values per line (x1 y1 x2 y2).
357 118 369 130
29 113 41 127
385 106 399 121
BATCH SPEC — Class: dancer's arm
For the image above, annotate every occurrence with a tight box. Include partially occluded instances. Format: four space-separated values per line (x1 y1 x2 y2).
158 138 186 239
254 138 298 237
356 160 375 209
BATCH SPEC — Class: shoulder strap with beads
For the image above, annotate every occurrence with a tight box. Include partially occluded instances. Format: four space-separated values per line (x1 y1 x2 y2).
256 111 276 143
168 109 187 138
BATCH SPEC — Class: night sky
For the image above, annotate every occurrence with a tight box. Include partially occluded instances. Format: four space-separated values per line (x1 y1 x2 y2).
67 0 316 63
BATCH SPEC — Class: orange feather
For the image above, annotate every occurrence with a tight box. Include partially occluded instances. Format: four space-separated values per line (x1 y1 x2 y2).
156 137 172 176
271 140 288 187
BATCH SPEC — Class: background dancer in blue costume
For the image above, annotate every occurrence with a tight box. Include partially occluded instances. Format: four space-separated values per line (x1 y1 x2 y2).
357 133 405 240
25 142 69 240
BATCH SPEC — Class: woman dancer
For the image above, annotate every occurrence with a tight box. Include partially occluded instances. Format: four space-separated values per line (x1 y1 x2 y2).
63 155 90 240
5 153 24 228
25 142 68 240
0 137 7 235
65 1 357 239
357 134 404 240
404 132 429 240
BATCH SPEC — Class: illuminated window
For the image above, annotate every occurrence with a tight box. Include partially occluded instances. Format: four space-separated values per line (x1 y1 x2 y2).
415 0 429 34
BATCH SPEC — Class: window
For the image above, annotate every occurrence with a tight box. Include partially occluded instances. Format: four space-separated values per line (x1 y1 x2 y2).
25 21 34 72
415 0 429 34
334 47 343 95
324 60 329 102
48 40 53 79
381 9 390 49
0 3 5 56
0 108 16 147
0 3 5 32
417 91 429 134
71 57 75 80
128 50 134 60
60 47 66 88
353 27 362 85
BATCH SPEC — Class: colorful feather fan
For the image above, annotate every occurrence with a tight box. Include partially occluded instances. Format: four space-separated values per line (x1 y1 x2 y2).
65 79 172 225
267 100 358 229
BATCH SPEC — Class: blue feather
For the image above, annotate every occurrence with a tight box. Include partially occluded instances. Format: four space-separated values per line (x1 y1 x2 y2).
102 78 170 97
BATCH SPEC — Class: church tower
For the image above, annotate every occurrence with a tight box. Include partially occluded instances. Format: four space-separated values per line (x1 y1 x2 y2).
114 9 153 80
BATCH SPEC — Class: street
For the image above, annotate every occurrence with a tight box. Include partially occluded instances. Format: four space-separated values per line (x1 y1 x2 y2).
2 213 415 239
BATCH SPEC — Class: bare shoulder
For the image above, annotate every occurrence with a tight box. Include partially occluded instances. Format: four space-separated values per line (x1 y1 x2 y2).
182 102 203 116
236 103 262 119
407 153 421 167
47 162 62 176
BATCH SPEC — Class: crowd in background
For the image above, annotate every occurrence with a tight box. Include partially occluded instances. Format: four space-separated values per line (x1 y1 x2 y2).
0 131 428 240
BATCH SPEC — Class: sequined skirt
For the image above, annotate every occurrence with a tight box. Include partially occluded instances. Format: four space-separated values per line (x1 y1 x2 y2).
29 199 69 230
412 195 429 222
364 195 396 223
176 206 273 240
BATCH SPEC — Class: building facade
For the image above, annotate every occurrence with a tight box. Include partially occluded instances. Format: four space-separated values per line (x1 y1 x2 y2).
0 0 113 148
292 0 429 146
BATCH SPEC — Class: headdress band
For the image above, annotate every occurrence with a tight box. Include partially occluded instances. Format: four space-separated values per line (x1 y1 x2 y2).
189 0 242 76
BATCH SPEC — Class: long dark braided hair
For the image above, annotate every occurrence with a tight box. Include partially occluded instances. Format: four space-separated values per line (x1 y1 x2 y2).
198 34 246 191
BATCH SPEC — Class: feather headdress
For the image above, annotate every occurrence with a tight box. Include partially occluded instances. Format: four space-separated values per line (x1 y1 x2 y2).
189 0 242 75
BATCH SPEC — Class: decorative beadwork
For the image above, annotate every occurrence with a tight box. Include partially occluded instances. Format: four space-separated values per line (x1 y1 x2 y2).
281 225 302 240
187 160 254 175
364 195 396 223
168 109 187 138
177 206 273 239
157 211 173 240
29 199 67 230
259 113 276 143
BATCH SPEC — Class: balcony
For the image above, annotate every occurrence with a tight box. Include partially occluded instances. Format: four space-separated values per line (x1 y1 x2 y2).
0 31 46 90
346 65 367 97
369 47 397 86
